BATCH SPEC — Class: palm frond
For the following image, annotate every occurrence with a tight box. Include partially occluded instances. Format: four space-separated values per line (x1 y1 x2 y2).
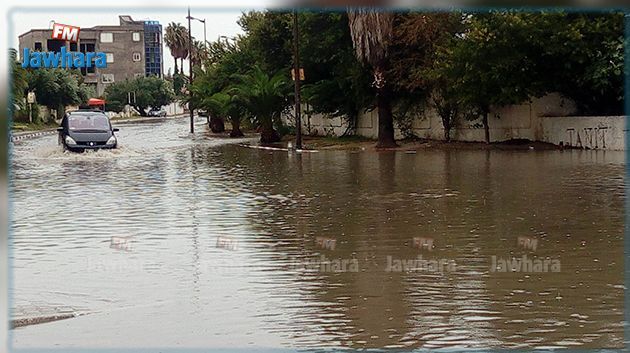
347 8 393 68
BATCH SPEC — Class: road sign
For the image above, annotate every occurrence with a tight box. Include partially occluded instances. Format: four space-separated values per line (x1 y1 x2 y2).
27 92 36 104
291 68 305 81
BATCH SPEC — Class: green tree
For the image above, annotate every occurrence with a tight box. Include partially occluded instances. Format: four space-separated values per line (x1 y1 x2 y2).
26 68 91 119
385 12 464 140
190 39 208 69
434 12 549 143
105 76 175 116
202 92 246 137
105 99 125 114
9 49 28 116
429 11 624 143
238 11 292 74
236 12 373 133
190 35 257 135
540 13 624 115
297 13 373 132
230 65 290 143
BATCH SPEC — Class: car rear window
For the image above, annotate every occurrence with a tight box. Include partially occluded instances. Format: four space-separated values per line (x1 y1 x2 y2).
68 114 111 131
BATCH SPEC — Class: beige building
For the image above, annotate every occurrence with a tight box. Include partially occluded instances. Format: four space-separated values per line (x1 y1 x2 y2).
19 15 163 96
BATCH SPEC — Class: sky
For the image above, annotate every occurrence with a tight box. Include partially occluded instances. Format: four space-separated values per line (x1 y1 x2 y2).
10 8 249 75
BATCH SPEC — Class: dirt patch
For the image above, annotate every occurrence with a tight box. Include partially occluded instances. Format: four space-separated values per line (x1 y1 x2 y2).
11 314 76 329
280 135 561 152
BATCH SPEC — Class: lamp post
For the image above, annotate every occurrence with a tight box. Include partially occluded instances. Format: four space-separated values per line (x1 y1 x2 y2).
292 10 302 150
201 19 207 49
189 16 207 49
186 7 194 134
186 9 208 134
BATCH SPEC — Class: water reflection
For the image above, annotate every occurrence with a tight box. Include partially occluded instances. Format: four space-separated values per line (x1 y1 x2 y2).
10 118 625 349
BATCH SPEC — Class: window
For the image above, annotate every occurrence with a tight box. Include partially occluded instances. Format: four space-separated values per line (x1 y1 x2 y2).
47 39 65 52
105 53 114 63
34 42 42 51
79 43 96 75
132 32 141 42
132 52 141 62
102 74 114 83
68 114 110 131
100 32 113 43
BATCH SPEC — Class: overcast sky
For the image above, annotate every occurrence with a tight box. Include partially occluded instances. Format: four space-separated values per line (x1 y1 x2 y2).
10 8 249 75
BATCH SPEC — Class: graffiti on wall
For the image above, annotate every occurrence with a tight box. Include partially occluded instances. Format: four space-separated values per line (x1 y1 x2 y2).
564 126 608 149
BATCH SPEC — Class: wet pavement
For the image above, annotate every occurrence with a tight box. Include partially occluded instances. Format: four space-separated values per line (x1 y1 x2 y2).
9 117 626 349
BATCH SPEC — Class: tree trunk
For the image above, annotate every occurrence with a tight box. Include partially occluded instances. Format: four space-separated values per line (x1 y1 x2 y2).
260 117 280 143
57 105 66 122
174 57 178 75
444 122 451 142
229 117 244 138
209 115 225 133
482 109 490 144
375 86 397 148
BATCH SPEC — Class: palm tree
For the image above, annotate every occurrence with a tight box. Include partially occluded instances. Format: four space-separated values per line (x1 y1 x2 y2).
164 22 189 74
347 8 397 148
190 40 208 69
164 23 179 73
203 92 245 137
230 66 289 143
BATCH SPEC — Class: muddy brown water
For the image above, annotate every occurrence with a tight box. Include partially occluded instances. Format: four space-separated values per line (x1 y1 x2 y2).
9 117 625 349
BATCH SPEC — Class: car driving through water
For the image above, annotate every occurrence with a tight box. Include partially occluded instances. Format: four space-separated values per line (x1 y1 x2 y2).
147 107 167 117
58 110 119 152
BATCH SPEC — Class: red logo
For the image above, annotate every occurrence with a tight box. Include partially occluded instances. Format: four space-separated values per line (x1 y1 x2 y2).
52 23 80 42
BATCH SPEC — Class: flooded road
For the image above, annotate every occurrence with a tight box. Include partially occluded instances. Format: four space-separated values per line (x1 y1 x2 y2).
9 117 626 349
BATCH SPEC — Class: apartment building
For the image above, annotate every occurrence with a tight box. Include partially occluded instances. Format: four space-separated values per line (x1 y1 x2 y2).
19 15 164 96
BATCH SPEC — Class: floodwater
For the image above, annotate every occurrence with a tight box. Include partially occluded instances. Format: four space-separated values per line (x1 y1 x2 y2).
9 117 626 350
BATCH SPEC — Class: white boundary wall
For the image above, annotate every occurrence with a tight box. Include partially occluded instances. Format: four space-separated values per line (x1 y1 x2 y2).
541 115 625 150
286 93 626 150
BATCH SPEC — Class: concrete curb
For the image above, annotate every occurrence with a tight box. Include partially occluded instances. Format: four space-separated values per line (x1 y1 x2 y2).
11 313 76 329
238 143 319 153
11 130 57 142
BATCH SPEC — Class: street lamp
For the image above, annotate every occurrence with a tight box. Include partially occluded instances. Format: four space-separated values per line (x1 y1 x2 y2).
185 9 207 134
188 15 207 49
186 8 194 134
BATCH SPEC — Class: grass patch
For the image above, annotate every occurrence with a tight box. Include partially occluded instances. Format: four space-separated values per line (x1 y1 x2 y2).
11 121 58 132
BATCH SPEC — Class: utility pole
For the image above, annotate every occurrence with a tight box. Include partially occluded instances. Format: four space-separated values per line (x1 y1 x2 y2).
187 7 194 134
190 16 207 48
292 10 302 150
202 19 207 49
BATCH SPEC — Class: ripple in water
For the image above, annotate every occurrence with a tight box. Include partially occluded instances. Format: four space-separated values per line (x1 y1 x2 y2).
9 119 626 349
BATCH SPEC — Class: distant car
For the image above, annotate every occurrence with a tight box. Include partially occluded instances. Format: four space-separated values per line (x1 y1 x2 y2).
58 110 119 152
148 108 167 117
